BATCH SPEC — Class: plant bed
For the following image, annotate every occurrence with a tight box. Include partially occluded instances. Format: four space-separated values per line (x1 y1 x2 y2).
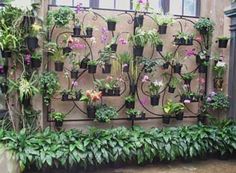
70 70 79 79
87 105 96 118
31 58 41 68
86 27 93 37
102 63 112 74
134 15 144 28
73 25 81 36
25 37 38 49
54 61 64 72
1 50 12 58
133 46 144 57
150 95 160 106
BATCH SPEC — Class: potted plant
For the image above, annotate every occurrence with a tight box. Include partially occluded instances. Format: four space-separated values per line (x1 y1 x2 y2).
162 52 174 69
163 100 185 123
174 32 194 45
217 36 230 48
168 76 180 93
106 17 117 31
147 30 163 52
31 51 42 68
139 58 160 73
182 72 196 85
126 109 145 120
194 18 215 35
87 60 98 74
73 22 81 36
94 79 107 96
50 112 65 128
118 52 132 72
85 25 93 37
61 89 70 101
152 13 175 34
125 95 135 109
71 89 82 101
69 53 80 79
98 46 113 74
133 1 147 28
172 54 184 74
129 28 148 57
213 61 227 91
108 36 118 52
80 90 102 118
25 24 42 49
198 61 208 73
196 51 209 64
80 53 90 69
148 80 163 106
95 105 118 123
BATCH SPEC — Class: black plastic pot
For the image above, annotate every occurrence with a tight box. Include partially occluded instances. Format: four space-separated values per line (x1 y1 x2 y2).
22 97 31 107
31 58 41 68
80 57 90 69
70 70 79 79
198 65 208 73
87 105 96 118
180 95 187 103
55 120 63 128
125 101 135 109
173 63 182 74
129 114 136 120
168 87 175 93
158 25 167 34
130 84 137 94
150 95 160 106
110 44 117 52
99 89 107 96
218 39 228 48
1 50 11 58
114 87 120 96
162 115 170 124
195 55 201 64
0 84 8 94
123 64 129 72
199 27 208 35
134 15 144 28
174 38 186 45
162 62 169 69
107 89 114 96
26 37 38 49
22 16 35 28
107 21 116 31
86 28 93 37
176 112 184 120
187 38 193 45
75 91 81 101
198 114 207 124
184 79 192 85
63 47 72 55
133 46 144 57
156 44 163 52
61 93 69 101
88 65 97 74
73 25 81 36
54 61 64 72
102 63 112 74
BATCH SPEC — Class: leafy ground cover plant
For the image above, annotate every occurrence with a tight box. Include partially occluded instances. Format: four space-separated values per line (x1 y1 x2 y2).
95 105 118 122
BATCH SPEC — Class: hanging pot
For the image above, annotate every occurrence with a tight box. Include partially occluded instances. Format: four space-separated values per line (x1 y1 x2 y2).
141 112 146 120
156 44 163 52
180 95 188 103
87 105 96 118
26 37 38 49
31 58 41 68
162 115 170 124
0 83 8 94
86 28 93 37
218 39 228 48
199 27 208 35
176 112 184 120
130 84 137 95
198 65 207 73
107 21 116 31
75 91 82 101
114 87 120 96
110 44 118 52
187 38 193 45
125 101 135 109
198 114 207 124
174 38 186 45
1 50 12 58
54 61 64 72
107 89 114 96
133 45 144 57
55 120 63 128
63 47 72 55
80 57 90 69
99 89 107 96
88 65 97 74
150 95 160 106
168 86 175 93
213 78 224 91
70 70 79 79
184 79 192 85
22 97 31 107
173 63 182 74
73 25 81 36
123 64 130 72
61 93 69 101
102 63 112 74
158 25 167 34
22 16 35 28
162 62 169 69
129 114 136 120
134 15 144 28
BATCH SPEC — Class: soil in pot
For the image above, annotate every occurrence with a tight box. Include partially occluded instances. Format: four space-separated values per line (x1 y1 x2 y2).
176 112 184 120
102 63 112 74
87 105 96 118
150 95 160 106
88 65 97 74
55 120 63 128
70 70 79 79
218 39 228 48
213 78 224 91
80 57 90 69
26 37 38 50
173 63 182 74
162 115 170 124
133 46 144 57
114 87 120 96
168 86 175 93
54 61 64 72
110 44 117 52
86 28 93 37
125 101 135 109
158 25 167 34
123 64 129 72
134 15 144 28
1 50 12 58
73 25 81 36
162 62 169 69
61 93 69 101
107 21 116 31
156 44 163 52
31 59 41 68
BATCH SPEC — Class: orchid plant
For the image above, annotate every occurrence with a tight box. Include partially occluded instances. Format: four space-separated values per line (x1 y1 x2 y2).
213 61 227 78
80 90 102 106
148 80 163 96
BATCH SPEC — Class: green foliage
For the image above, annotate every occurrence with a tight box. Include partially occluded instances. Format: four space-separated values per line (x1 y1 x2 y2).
126 109 142 118
128 28 149 47
139 57 162 73
39 72 60 106
152 13 175 26
194 18 215 34
31 51 42 60
163 100 184 115
217 36 230 40
125 95 135 103
147 30 163 46
163 52 174 62
98 46 113 64
148 81 163 96
213 61 227 78
176 31 194 41
105 17 118 23
87 60 98 66
50 112 65 122
118 52 132 65
95 105 118 123
182 72 196 81
203 92 230 111
0 124 236 171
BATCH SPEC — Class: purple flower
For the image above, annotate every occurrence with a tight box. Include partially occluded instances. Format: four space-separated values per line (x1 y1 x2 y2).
142 75 149 83
75 3 83 14
72 81 78 87
184 99 191 104
206 97 212 102
210 92 216 97
185 49 196 57
119 38 128 45
138 0 146 4
25 54 31 65
101 27 109 44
